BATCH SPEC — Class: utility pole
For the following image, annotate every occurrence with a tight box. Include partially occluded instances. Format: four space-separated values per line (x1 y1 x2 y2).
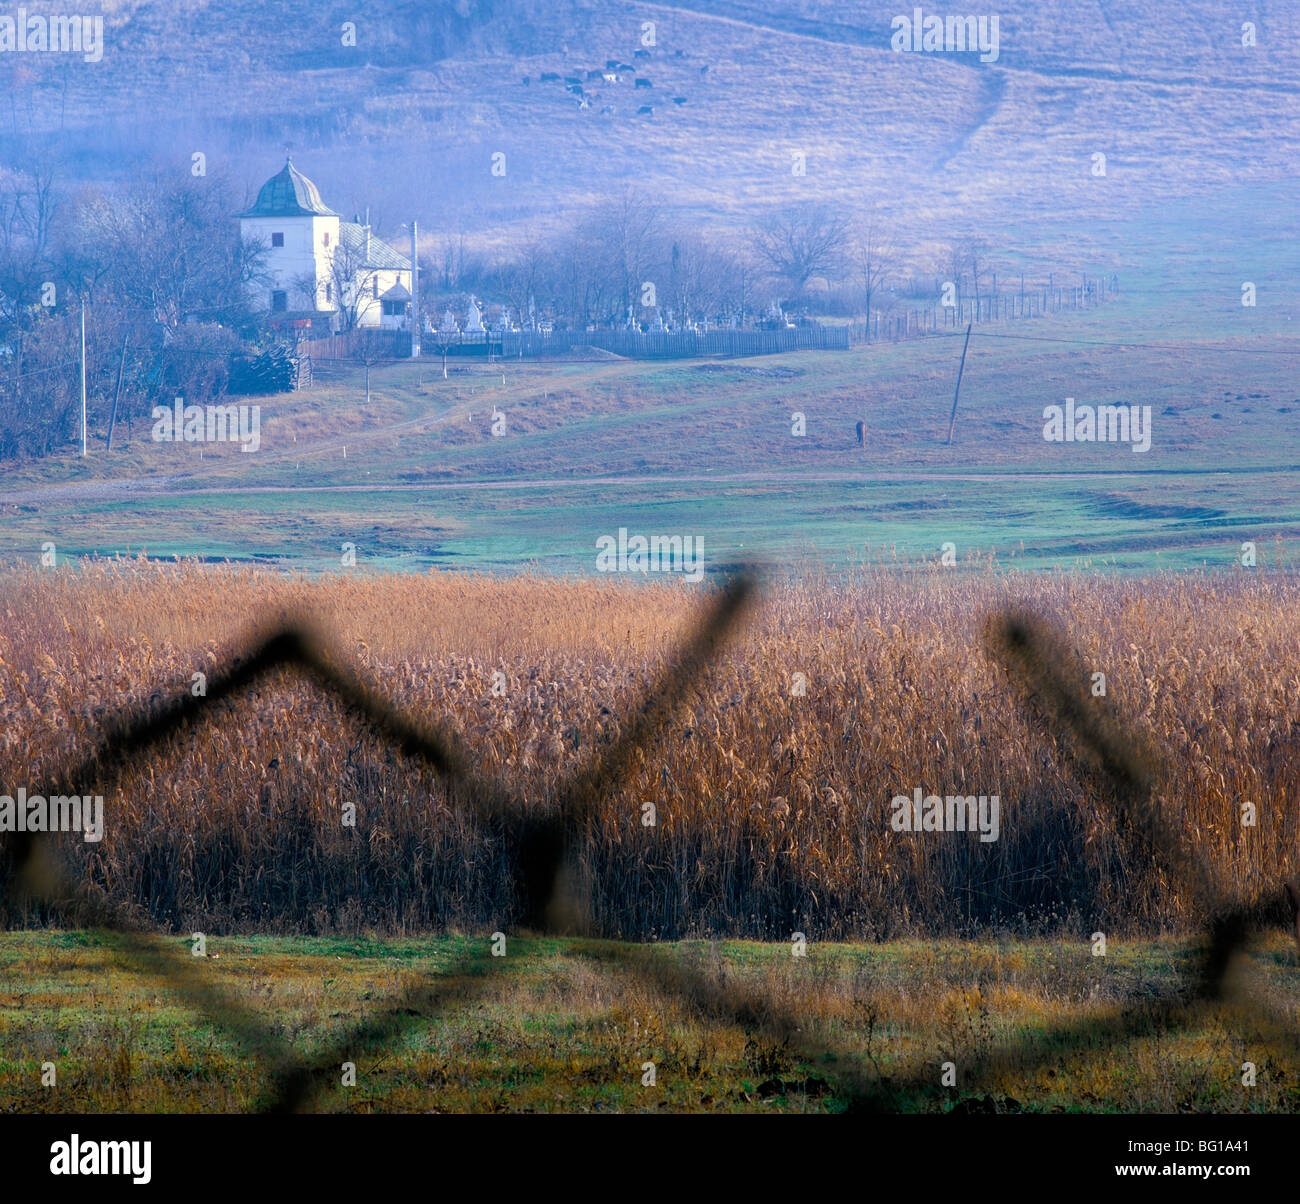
945 323 973 446
410 219 420 359
106 337 128 451
79 299 87 457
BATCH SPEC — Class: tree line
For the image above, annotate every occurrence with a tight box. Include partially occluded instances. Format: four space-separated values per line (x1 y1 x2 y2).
428 192 905 332
0 162 266 460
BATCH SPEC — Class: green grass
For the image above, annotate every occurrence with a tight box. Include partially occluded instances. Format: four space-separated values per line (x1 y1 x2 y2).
2 931 1297 1113
4 315 1297 574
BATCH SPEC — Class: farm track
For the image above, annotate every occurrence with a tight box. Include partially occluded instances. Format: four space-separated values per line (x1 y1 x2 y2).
2 463 1296 509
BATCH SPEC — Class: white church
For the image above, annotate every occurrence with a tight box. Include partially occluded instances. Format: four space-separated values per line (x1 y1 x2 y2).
239 157 413 333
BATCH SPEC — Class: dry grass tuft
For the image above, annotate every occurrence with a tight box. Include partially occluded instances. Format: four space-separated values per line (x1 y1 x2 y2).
2 560 1297 938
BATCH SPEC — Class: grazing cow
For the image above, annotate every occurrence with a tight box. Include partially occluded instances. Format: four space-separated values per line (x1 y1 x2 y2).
673 96 687 105
603 71 618 82
635 77 651 88
540 72 560 82
566 83 584 95
587 68 603 80
635 48 650 59
856 420 866 446
606 58 620 70
638 104 654 115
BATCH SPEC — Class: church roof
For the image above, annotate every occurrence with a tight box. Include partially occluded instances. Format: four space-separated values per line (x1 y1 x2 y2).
339 222 411 270
240 158 338 218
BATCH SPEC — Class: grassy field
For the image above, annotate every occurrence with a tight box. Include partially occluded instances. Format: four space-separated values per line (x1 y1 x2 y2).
2 930 1296 1113
3 280 1298 575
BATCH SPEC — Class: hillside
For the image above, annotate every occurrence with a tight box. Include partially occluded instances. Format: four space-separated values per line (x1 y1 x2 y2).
2 0 1297 267
2 0 1297 574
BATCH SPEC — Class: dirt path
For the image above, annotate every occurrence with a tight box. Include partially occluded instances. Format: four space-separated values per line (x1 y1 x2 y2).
0 465 1269 509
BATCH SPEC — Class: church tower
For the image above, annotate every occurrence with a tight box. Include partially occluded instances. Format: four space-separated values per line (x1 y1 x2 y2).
238 155 341 318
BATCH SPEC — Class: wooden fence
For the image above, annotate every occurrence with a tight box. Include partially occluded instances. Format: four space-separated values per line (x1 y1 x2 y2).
498 325 849 358
848 274 1119 344
297 324 847 363
298 329 412 361
292 276 1115 366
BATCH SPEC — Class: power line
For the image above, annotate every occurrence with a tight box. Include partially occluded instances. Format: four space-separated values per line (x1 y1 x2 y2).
1 360 79 380
960 329 1300 355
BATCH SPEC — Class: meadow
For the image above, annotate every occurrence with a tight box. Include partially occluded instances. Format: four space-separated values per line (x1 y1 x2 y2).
3 278 1298 576
2 931 1296 1113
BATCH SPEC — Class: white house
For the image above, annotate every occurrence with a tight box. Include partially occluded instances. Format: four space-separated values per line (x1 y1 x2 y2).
239 157 413 332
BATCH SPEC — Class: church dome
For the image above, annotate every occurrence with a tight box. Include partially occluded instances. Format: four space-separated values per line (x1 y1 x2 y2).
240 157 338 218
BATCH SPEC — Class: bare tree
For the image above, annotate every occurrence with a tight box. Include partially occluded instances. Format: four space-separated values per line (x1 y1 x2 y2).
717 240 762 326
300 237 381 333
588 189 664 325
499 234 552 332
432 226 486 292
664 232 739 327
851 211 896 322
966 236 990 302
0 164 59 328
944 235 993 309
752 203 850 298
552 225 614 329
87 170 262 328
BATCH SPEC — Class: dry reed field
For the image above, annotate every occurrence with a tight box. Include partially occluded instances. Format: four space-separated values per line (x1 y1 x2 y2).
1 559 1297 940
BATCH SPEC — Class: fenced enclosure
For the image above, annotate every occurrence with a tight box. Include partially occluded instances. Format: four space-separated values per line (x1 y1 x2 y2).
297 329 413 361
295 324 848 364
849 274 1120 344
292 279 1116 365
497 325 850 358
